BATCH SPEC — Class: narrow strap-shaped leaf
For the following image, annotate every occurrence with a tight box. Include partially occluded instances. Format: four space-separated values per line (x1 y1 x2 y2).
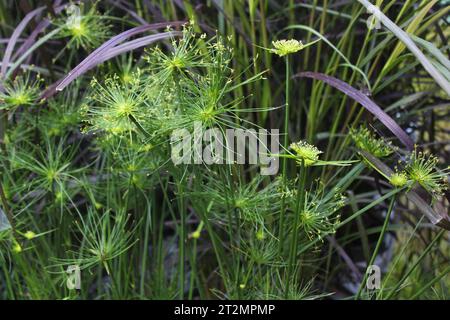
11 3 68 62
54 21 184 92
295 71 415 150
357 0 450 95
0 6 46 79
94 32 182 65
41 31 181 100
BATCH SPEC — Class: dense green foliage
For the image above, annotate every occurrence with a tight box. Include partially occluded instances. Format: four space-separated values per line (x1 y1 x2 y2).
0 0 449 300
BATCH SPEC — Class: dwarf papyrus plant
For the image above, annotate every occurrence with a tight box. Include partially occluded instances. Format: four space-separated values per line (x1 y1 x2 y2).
78 25 356 299
1 1 449 300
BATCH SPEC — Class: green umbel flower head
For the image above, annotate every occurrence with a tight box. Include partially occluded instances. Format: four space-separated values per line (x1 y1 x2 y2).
406 149 448 197
271 39 304 56
290 141 322 166
0 74 41 110
350 126 394 158
389 172 409 188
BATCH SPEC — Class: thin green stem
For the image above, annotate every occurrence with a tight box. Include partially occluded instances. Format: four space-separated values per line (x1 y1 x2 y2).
286 159 306 298
377 216 425 299
188 237 198 300
278 55 291 254
176 174 186 299
410 265 450 299
355 194 396 299
139 201 152 296
385 229 445 300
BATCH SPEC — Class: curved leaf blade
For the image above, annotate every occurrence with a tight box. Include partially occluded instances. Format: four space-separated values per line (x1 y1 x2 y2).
295 71 415 150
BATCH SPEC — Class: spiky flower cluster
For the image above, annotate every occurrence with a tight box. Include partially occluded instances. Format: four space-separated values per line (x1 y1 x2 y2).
55 3 110 50
147 25 231 85
271 39 304 57
350 126 394 158
9 135 83 198
38 88 83 137
405 150 448 197
389 171 409 188
85 75 145 136
108 139 164 190
242 237 279 265
84 25 246 153
290 141 322 166
297 188 345 240
0 74 41 110
52 210 137 274
193 176 282 226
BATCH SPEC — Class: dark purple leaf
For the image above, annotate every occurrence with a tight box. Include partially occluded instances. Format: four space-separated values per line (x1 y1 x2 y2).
11 3 67 62
95 31 182 64
295 71 415 150
1 6 46 80
41 30 182 100
11 19 50 62
54 21 184 93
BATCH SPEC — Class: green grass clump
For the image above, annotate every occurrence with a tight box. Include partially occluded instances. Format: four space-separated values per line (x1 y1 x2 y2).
0 1 449 300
